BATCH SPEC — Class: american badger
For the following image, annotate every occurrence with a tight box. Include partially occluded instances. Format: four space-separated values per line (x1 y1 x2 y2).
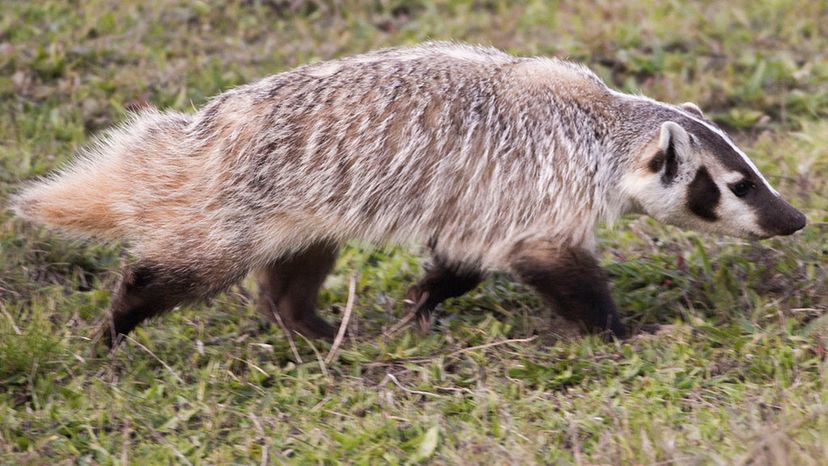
12 42 806 347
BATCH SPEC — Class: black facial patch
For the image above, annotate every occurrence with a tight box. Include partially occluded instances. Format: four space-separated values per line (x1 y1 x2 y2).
687 166 720 221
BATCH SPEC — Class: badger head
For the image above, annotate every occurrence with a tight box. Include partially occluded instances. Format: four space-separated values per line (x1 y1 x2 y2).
623 103 806 239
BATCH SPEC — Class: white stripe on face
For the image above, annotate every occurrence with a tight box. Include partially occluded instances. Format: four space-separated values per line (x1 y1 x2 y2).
721 171 745 184
668 105 780 196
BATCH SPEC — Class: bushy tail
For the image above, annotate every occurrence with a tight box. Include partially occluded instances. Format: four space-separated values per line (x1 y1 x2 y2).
11 109 196 241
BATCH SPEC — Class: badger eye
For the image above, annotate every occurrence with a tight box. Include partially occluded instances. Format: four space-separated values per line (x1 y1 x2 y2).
730 181 753 197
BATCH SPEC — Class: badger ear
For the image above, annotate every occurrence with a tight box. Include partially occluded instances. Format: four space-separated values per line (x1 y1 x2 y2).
648 121 689 184
680 102 704 118
659 121 689 153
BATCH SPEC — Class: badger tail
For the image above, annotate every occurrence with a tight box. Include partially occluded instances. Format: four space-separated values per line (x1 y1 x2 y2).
10 109 196 241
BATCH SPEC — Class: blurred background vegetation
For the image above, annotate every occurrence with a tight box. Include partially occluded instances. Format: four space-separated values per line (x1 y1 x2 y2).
1 1 826 464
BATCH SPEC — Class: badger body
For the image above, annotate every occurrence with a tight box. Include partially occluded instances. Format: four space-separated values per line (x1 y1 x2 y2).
13 42 806 346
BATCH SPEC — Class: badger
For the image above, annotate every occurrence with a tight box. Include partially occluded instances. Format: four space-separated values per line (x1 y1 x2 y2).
11 42 806 348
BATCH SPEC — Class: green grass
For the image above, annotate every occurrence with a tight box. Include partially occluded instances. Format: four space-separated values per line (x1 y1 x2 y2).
1 0 827 464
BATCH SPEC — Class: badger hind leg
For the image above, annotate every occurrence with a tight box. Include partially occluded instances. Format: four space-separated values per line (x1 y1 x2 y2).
509 240 627 339
100 259 246 349
405 256 484 333
254 242 339 340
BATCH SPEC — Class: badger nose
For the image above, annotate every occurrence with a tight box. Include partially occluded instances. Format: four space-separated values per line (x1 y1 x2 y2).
776 209 807 236
758 198 807 237
787 210 807 235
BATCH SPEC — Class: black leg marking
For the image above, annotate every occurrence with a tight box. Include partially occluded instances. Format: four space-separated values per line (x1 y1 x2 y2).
510 242 626 339
255 242 339 340
405 257 484 332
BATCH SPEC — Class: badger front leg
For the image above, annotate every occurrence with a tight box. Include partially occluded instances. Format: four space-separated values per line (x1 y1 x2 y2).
404 256 485 332
254 242 340 340
509 240 626 339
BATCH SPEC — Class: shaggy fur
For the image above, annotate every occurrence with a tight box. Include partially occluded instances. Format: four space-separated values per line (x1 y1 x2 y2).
11 42 806 345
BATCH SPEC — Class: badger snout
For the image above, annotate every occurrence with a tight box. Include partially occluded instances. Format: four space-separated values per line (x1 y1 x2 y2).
776 208 807 236
757 199 807 237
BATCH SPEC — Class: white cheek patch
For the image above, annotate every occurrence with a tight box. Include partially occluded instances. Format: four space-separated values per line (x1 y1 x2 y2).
717 194 762 235
620 170 685 222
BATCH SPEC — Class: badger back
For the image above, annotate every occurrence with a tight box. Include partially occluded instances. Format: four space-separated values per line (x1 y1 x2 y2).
193 44 621 265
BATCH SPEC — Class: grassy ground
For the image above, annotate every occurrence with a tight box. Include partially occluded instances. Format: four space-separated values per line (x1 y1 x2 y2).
1 0 827 464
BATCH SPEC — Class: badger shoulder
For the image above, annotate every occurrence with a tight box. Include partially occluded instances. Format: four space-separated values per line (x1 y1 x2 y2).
344 41 515 65
285 41 516 80
502 56 611 102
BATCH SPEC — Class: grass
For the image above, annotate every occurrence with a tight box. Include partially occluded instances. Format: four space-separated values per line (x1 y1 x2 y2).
1 0 826 464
